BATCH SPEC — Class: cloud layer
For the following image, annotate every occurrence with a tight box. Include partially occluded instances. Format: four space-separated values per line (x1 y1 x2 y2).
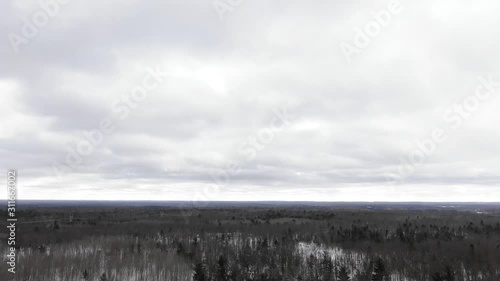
1 0 500 201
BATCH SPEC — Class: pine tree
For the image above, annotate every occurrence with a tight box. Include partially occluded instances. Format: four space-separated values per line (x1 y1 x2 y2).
337 266 350 281
99 273 108 281
82 269 89 281
432 265 455 281
217 255 228 281
432 272 443 281
371 258 386 281
321 252 334 280
193 262 207 281
443 266 455 281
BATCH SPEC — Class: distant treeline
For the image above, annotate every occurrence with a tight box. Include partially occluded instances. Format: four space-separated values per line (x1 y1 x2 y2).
0 206 499 280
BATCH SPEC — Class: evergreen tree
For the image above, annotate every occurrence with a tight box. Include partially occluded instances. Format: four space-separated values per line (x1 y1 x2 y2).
372 258 386 281
337 266 350 281
193 262 207 281
217 255 228 281
321 252 334 280
443 266 455 281
82 269 89 281
99 273 108 281
432 265 455 281
431 272 443 281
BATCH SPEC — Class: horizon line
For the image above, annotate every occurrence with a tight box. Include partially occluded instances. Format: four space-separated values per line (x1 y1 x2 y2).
4 199 499 203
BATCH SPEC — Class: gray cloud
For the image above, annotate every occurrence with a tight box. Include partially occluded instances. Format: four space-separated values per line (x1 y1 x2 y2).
1 0 500 201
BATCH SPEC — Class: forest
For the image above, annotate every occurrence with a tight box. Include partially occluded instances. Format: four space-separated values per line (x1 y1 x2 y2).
0 202 499 281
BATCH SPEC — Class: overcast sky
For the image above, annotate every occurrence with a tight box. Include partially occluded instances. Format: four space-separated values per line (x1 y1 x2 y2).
1 0 499 201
